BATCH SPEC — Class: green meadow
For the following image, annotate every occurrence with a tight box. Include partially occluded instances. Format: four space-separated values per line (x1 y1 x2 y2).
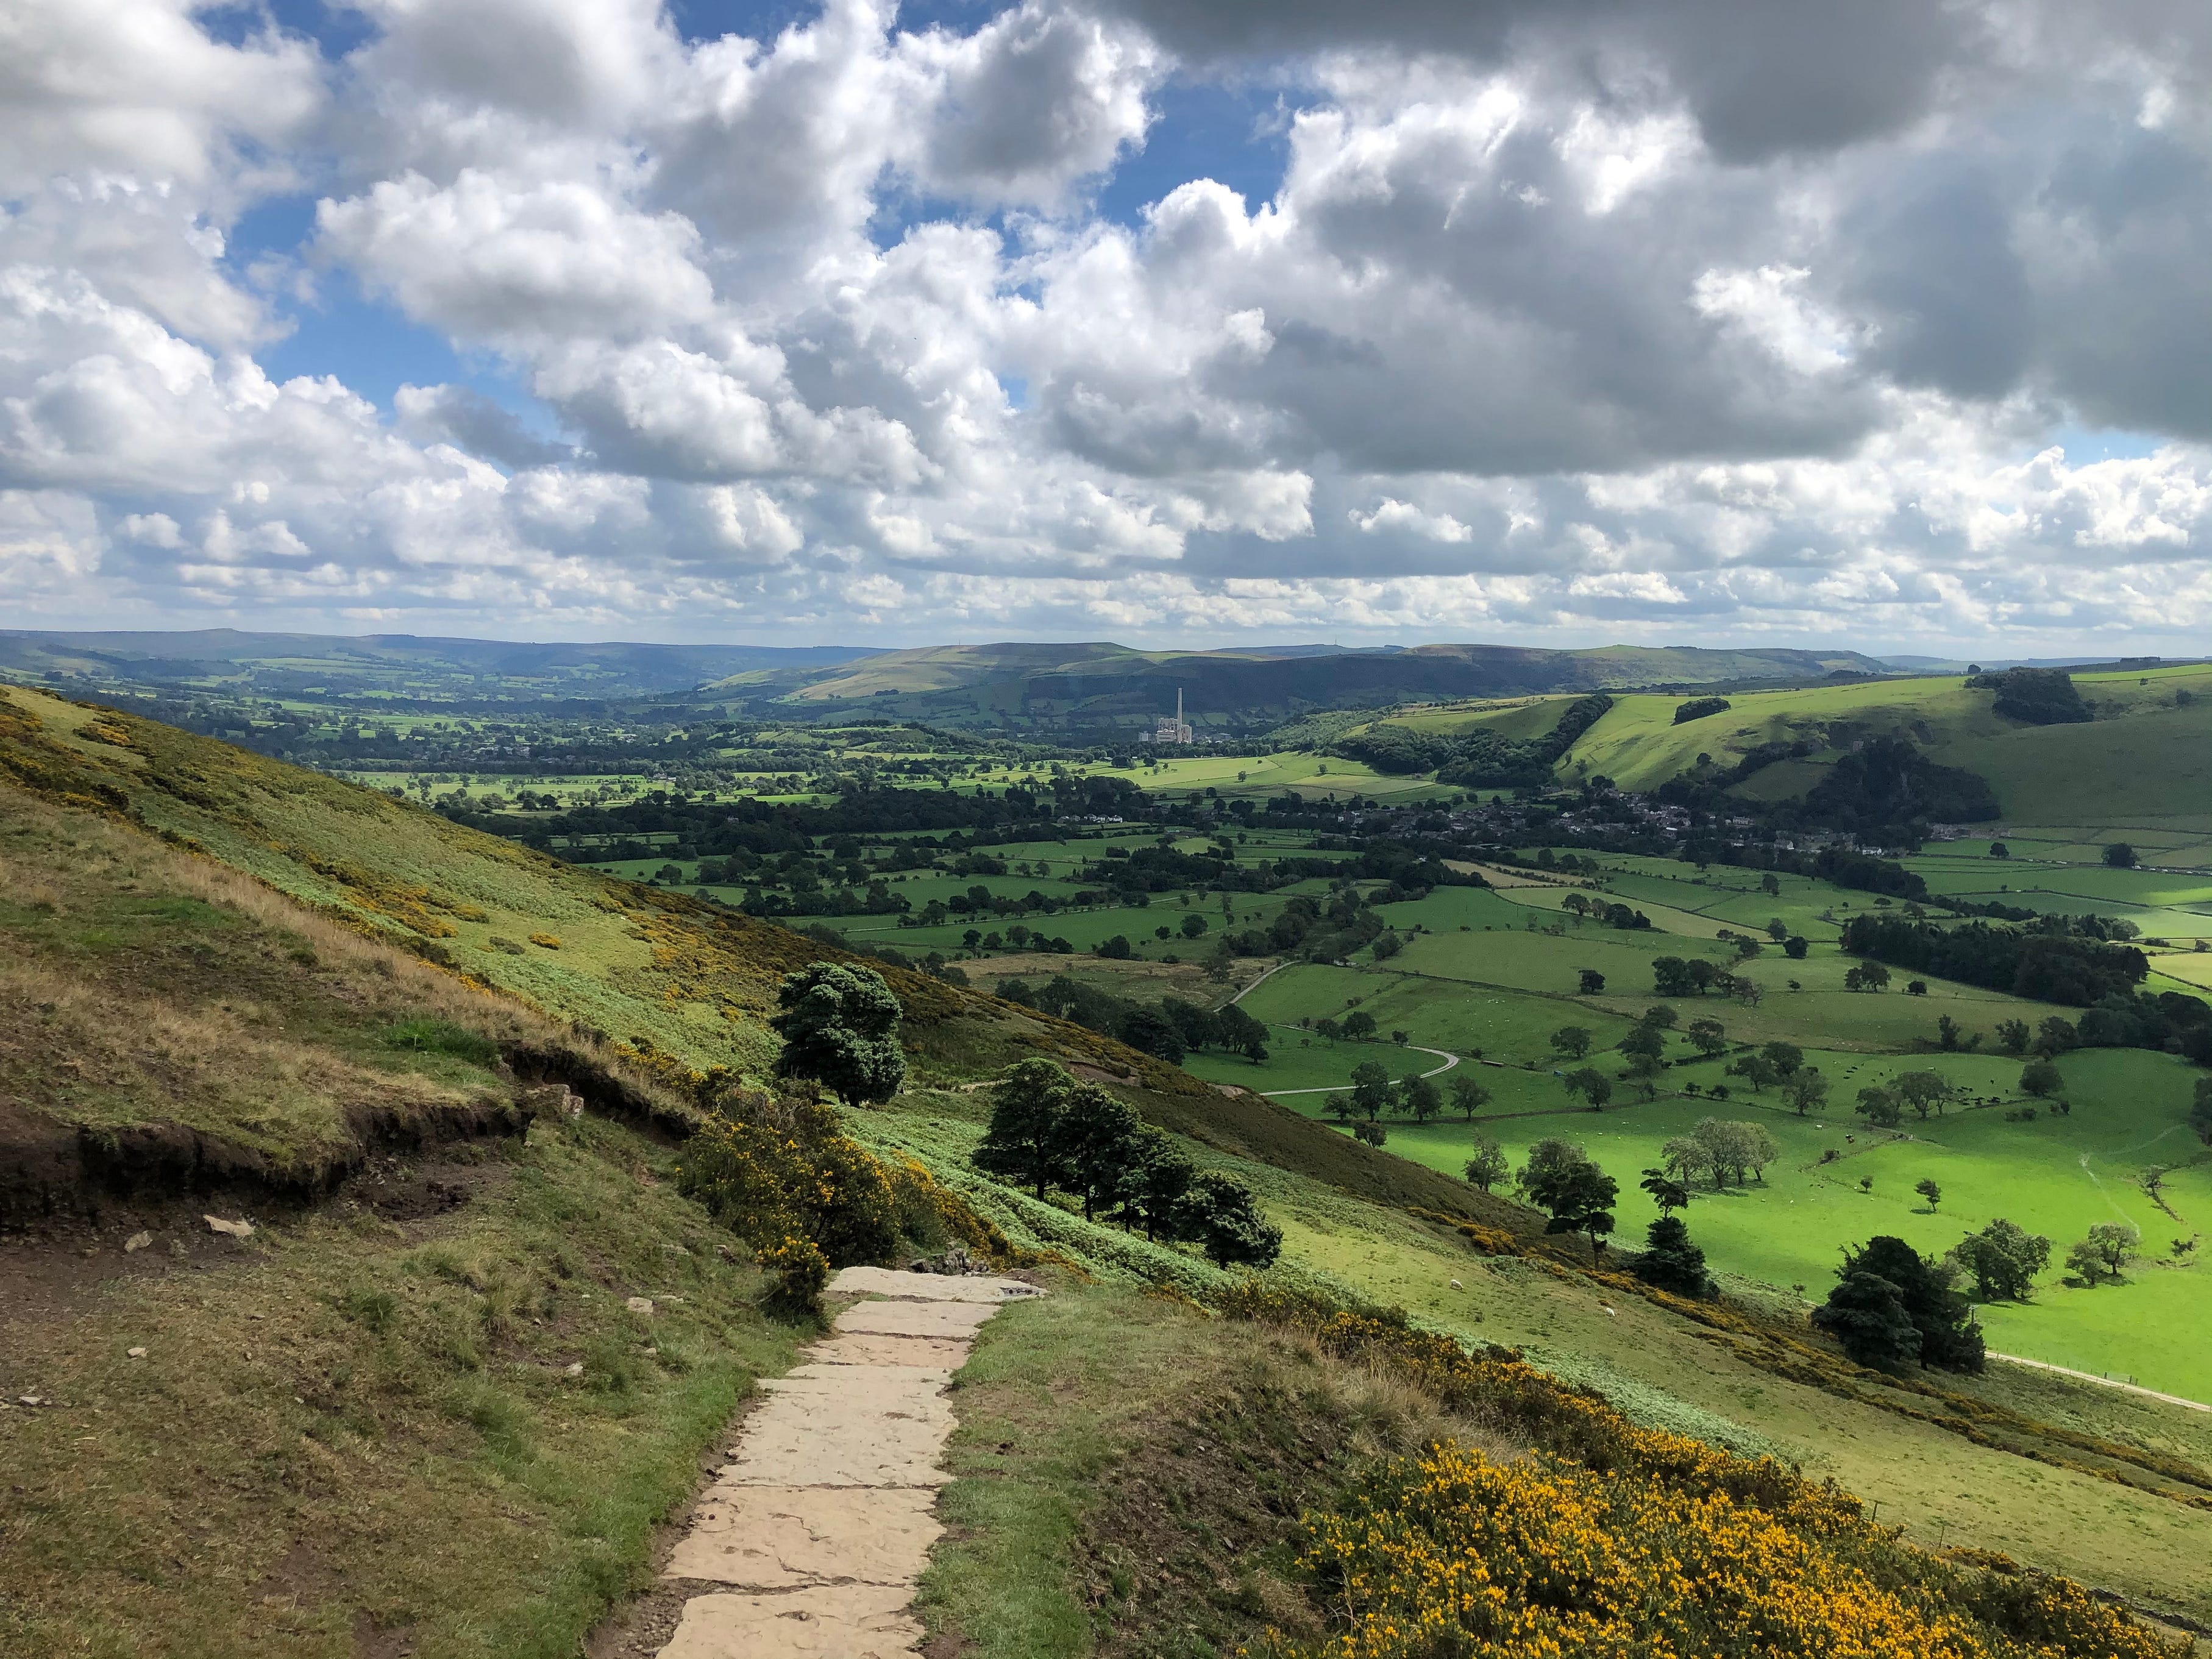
1173 847 2212 1402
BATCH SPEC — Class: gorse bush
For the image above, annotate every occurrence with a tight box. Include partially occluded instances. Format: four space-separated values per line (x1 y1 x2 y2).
1220 1285 2181 1659
678 1087 899 1268
1279 1442 2178 1659
756 1235 830 1316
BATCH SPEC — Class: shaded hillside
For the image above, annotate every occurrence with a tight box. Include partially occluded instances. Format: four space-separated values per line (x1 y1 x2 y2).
765 640 1887 734
0 627 872 709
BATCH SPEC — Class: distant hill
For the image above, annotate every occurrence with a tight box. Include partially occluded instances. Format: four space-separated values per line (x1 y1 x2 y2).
755 639 1890 734
0 628 877 707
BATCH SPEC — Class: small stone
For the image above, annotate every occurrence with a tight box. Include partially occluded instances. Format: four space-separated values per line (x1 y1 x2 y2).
204 1215 254 1239
1449 1278 1463 1290
563 1362 585 1377
127 1348 148 1360
16 1396 44 1408
124 1232 152 1254
626 1296 655 1315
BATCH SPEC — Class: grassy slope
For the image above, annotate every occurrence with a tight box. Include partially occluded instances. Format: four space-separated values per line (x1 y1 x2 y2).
0 783 807 1658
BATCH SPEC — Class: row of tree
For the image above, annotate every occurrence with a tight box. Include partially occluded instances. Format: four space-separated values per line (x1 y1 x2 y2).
971 1059 1282 1268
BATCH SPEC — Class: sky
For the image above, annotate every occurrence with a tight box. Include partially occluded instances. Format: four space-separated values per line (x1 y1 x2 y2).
2 0 2209 653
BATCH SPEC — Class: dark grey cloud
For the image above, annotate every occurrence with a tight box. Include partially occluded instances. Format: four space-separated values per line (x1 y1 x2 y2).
1099 0 1973 161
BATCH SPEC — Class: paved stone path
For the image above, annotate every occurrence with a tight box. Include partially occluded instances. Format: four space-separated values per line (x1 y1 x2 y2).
653 1265 1043 1658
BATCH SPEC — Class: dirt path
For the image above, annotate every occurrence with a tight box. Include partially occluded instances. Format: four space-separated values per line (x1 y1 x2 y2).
648 1266 1042 1658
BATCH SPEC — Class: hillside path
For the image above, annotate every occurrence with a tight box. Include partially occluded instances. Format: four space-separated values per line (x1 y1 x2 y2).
650 1266 1043 1658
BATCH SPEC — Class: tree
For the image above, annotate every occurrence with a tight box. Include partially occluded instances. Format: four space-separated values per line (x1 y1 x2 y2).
1324 1092 1357 1126
1855 1085 1903 1128
1990 840 2010 859
1640 1167 1690 1215
1915 1178 1943 1212
1618 1024 1666 1066
1463 1139 1509 1192
2019 1059 2064 1099
1562 1067 1613 1110
1948 1218 2051 1301
973 1058 1073 1199
1766 917 1790 942
1640 1004 1679 1031
1685 1017 1728 1058
1114 1006 1185 1063
2192 1078 2212 1143
1577 967 1607 994
1828 1236 1984 1371
1120 1128 1195 1241
2068 1221 2140 1284
1353 1120 1387 1147
1761 872 1782 897
1813 1270 1922 1371
1529 1157 1618 1256
1180 912 1209 939
1341 1010 1378 1041
1634 1215 1711 1297
1726 1053 1779 1093
2104 842 2138 869
1783 935 1809 959
1782 1066 1830 1117
1550 1025 1593 1061
1398 1074 1443 1123
1843 961 1891 992
1994 1018 2032 1055
1350 1060 1393 1120
1935 1014 1965 1051
1518 1138 1588 1199
770 963 908 1106
1894 1070 1952 1119
1179 1173 1282 1268
1449 1074 1493 1120
1054 1084 1146 1221
1661 1134 1710 1188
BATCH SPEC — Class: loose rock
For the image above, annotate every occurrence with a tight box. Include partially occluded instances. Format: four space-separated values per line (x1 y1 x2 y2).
626 1296 655 1315
204 1215 254 1239
124 1232 153 1254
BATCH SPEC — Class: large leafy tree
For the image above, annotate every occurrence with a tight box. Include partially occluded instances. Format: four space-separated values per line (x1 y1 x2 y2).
770 963 906 1106
972 1058 1075 1199
1519 1141 1618 1256
1947 1218 2052 1301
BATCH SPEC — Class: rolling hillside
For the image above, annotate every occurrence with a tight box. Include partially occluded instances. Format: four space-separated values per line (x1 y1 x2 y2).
1350 662 2212 822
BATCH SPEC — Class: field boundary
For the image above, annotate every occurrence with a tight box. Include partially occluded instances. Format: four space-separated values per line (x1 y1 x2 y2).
1991 1353 2211 1414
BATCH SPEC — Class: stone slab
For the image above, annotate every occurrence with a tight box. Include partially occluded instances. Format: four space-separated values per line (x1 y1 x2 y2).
834 1299 997 1339
719 1394 957 1488
830 1266 1045 1304
805 1332 972 1369
656 1585 920 1658
758 1371 955 1410
664 1487 941 1588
